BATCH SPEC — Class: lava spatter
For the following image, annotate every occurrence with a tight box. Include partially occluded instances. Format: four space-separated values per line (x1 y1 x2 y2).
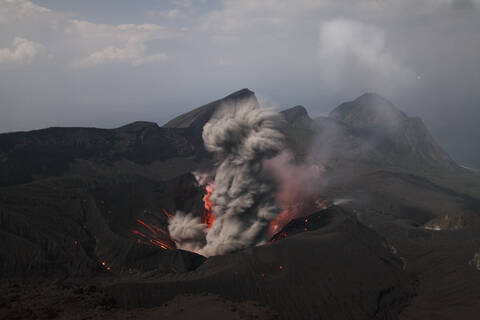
201 182 215 229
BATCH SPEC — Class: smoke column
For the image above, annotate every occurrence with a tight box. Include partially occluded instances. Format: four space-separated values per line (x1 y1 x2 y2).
263 151 326 236
169 97 285 256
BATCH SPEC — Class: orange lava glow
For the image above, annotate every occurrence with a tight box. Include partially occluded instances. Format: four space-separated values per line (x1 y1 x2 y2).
268 197 328 237
263 153 328 238
131 218 174 250
201 182 215 229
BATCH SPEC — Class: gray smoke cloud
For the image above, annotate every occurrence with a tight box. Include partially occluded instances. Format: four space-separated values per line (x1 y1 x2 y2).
168 97 285 257
167 212 206 252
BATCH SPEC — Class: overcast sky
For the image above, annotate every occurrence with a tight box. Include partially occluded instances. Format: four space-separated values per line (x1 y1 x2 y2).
1 0 479 166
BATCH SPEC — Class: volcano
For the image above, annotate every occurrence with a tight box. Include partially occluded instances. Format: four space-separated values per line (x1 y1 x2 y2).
2 89 480 319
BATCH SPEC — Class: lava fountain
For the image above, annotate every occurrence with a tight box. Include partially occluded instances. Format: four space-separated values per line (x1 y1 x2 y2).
201 182 215 229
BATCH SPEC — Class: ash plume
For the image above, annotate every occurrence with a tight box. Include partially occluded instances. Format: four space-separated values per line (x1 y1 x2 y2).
169 97 285 256
168 212 206 252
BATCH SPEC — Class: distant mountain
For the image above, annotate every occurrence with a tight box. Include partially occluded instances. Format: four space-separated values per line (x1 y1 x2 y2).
329 93 408 131
278 93 459 171
327 93 458 170
281 105 311 125
0 88 467 193
280 105 316 158
0 120 207 187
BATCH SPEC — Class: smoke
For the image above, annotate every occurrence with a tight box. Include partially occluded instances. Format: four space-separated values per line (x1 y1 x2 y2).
167 212 206 252
169 97 285 256
263 151 327 235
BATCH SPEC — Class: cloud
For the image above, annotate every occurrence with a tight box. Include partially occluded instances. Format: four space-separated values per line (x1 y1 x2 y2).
317 18 414 93
72 39 168 68
68 21 175 67
0 37 45 65
147 8 186 20
1 1 178 68
0 0 51 22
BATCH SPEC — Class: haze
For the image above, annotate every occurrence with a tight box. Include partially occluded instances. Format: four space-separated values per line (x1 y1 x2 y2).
1 0 479 167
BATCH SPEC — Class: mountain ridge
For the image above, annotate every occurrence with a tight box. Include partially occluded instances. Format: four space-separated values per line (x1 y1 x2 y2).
163 88 256 129
0 89 462 187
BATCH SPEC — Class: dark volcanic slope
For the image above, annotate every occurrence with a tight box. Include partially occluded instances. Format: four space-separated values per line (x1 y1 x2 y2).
106 206 414 320
0 122 204 187
0 173 205 278
0 88 262 278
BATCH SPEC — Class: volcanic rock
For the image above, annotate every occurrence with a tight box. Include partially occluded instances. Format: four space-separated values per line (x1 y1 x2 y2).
0 173 206 278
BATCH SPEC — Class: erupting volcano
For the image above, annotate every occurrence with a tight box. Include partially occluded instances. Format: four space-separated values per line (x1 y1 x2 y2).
4 87 478 319
162 96 335 257
167 96 286 256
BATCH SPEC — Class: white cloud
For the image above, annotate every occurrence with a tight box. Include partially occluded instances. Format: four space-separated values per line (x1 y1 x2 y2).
148 8 186 19
317 19 414 92
68 20 176 67
202 0 479 36
73 41 168 67
0 37 45 65
1 1 178 68
172 0 193 8
0 0 51 22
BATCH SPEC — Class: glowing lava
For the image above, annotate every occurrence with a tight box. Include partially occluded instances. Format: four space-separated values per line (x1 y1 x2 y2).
263 152 327 238
268 198 328 237
131 216 174 250
201 182 215 229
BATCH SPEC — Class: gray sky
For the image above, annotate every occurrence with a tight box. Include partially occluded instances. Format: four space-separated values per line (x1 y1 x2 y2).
1 0 479 167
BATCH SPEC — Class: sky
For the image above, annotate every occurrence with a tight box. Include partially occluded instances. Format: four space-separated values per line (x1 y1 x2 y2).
0 0 479 167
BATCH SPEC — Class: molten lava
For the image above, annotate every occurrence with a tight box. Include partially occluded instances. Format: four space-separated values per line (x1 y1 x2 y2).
131 214 174 250
201 182 215 229
268 196 328 237
263 152 327 238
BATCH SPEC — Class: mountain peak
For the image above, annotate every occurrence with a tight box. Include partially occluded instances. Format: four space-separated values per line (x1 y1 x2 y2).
281 105 311 123
116 121 159 131
224 88 254 99
163 88 256 129
326 93 458 170
329 93 407 130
